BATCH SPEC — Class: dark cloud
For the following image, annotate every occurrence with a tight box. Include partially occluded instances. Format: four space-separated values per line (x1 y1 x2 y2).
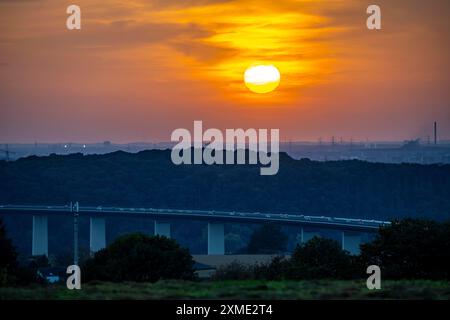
2 20 211 51
0 0 42 3
171 40 238 63
145 0 234 9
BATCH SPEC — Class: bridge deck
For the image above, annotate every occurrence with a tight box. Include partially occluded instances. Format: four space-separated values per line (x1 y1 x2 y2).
0 204 390 232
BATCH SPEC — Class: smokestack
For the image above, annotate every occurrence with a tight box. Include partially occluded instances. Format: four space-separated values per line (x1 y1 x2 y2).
434 121 437 145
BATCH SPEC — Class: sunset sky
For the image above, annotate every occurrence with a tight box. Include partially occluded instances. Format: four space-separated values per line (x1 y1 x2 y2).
0 0 449 143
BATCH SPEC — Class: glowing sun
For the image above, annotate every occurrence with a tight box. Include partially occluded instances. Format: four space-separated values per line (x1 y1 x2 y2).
244 65 280 94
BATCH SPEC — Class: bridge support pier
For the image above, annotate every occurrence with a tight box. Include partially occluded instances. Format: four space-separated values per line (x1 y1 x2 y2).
90 217 106 254
32 215 48 256
208 222 224 255
341 231 361 255
300 228 318 244
154 221 171 238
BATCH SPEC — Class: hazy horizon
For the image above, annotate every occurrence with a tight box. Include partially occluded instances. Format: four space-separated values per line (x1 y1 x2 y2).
2 138 450 146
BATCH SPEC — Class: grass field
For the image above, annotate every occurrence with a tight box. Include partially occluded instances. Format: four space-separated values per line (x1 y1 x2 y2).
1 280 450 300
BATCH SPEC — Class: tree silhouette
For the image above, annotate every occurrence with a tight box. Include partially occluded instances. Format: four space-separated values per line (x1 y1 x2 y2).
247 224 288 254
290 237 355 279
360 219 450 279
0 218 18 285
83 233 195 282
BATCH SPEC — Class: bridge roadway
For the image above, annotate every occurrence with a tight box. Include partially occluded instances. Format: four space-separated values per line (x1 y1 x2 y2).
0 204 390 256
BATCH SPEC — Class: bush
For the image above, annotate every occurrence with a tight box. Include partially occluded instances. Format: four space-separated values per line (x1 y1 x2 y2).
253 256 291 280
360 219 450 279
212 257 291 281
83 233 195 282
289 237 356 279
0 218 18 286
212 261 255 280
214 238 358 281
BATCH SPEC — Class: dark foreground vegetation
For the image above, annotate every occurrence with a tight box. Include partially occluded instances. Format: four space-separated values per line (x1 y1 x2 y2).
83 234 195 283
2 217 450 300
2 280 450 300
214 219 450 281
1 150 450 221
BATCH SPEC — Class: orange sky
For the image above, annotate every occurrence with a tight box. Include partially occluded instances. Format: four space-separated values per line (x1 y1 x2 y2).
0 0 449 143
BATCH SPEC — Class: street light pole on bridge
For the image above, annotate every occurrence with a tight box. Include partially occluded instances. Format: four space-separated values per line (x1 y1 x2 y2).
71 202 79 265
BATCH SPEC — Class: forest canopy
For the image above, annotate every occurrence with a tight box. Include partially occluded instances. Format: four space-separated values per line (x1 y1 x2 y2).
0 150 449 221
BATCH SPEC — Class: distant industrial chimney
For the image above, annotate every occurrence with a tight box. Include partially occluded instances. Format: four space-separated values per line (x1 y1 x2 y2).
434 121 437 145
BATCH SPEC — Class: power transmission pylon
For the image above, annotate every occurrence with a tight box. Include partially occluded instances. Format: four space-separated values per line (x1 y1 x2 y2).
0 144 16 161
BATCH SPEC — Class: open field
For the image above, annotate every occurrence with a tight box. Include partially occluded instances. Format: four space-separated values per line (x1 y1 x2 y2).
1 280 450 300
